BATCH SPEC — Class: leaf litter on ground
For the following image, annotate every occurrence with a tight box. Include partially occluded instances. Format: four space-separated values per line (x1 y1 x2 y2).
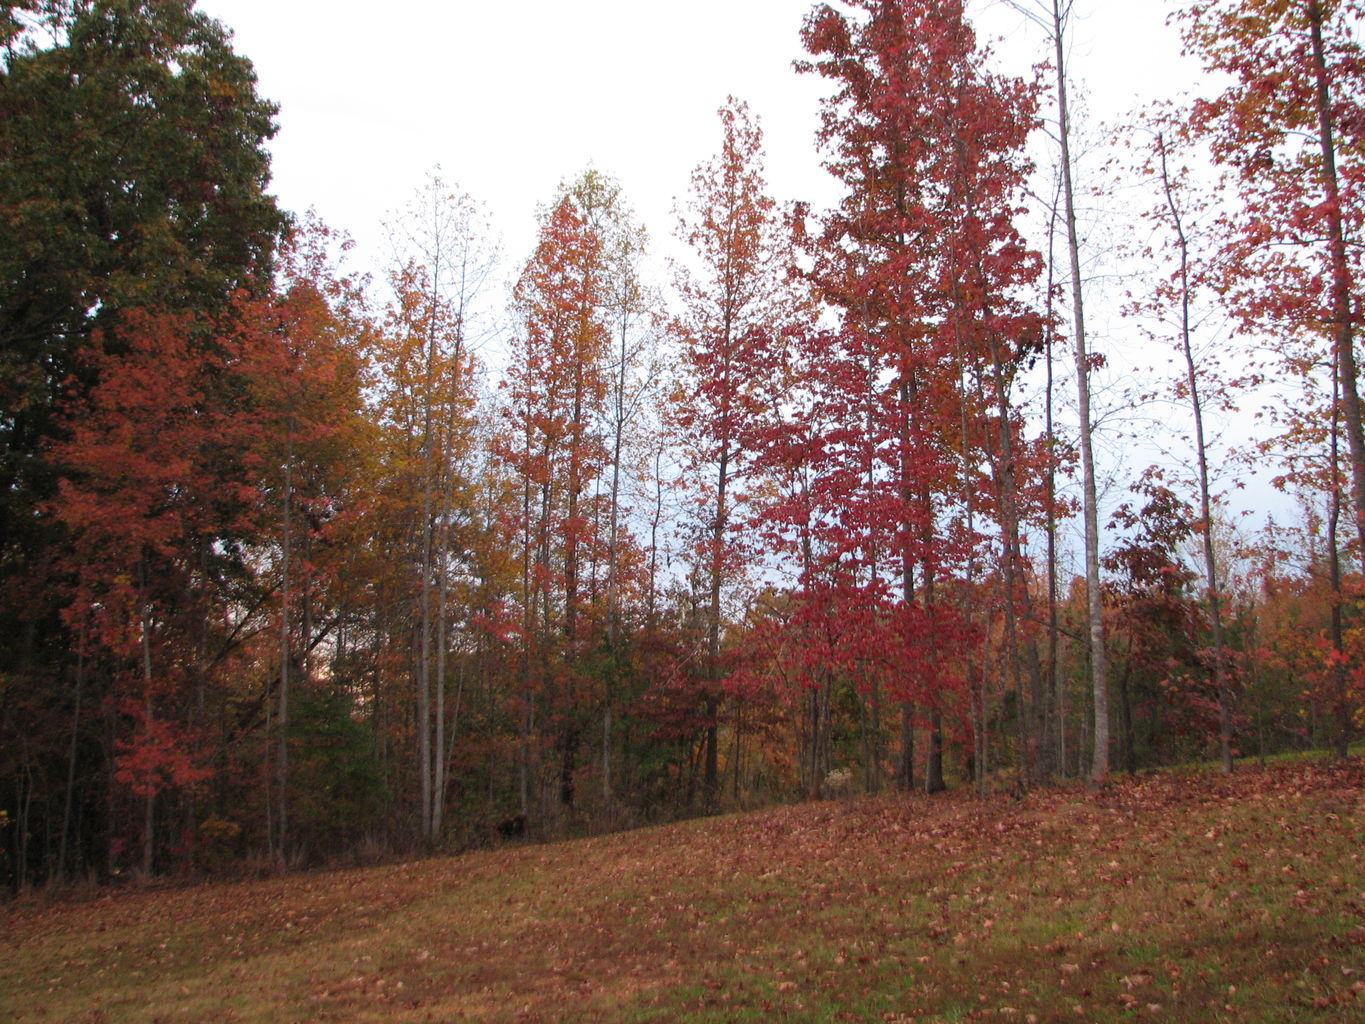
3 756 1362 1023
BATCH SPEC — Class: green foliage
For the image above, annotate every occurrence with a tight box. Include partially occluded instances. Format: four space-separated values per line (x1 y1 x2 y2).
0 0 285 349
0 0 287 648
285 683 388 862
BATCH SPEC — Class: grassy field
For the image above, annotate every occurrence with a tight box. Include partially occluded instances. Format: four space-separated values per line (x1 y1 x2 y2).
4 758 1362 1023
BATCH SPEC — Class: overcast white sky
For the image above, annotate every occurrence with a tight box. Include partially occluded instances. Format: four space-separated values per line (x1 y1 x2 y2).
191 0 1294 538
193 0 1203 279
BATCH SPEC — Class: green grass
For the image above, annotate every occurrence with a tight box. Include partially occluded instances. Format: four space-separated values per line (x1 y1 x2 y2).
4 757 1363 1023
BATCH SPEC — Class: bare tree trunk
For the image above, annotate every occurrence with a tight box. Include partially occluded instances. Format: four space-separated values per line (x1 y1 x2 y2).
518 470 533 819
704 439 729 811
974 636 990 798
869 677 883 794
1306 1 1359 758
16 755 33 890
59 649 84 881
648 447 665 628
1046 273 1063 780
1117 654 1136 775
278 441 293 863
433 516 448 839
603 301 632 807
1329 367 1351 758
1034 167 1065 779
416 412 433 842
1308 0 1365 568
895 704 915 792
1050 0 1109 785
985 326 1029 789
139 575 155 877
1155 133 1235 774
925 707 945 794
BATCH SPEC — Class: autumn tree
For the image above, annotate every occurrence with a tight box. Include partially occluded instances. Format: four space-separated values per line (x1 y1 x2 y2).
1177 0 1365 758
0 0 285 885
49 308 262 876
1118 122 1250 773
0 0 284 421
797 0 1047 792
798 0 964 794
1248 504 1364 754
500 186 612 822
367 178 497 844
1102 476 1203 772
32 214 376 879
0 0 284 580
243 217 375 862
672 97 801 807
564 170 656 811
405 178 496 843
1247 348 1359 757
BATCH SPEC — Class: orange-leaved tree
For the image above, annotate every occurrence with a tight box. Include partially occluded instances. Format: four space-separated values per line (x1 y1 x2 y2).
52 307 259 875
500 189 612 821
369 177 496 843
242 215 375 862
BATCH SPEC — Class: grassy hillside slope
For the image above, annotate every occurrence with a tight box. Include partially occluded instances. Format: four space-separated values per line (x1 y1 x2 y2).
4 758 1362 1023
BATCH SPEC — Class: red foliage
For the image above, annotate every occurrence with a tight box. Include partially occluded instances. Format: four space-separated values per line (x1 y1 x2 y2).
769 0 1049 734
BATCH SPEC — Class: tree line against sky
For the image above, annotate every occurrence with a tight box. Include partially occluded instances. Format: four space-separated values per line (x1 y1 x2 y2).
1 0 1362 888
